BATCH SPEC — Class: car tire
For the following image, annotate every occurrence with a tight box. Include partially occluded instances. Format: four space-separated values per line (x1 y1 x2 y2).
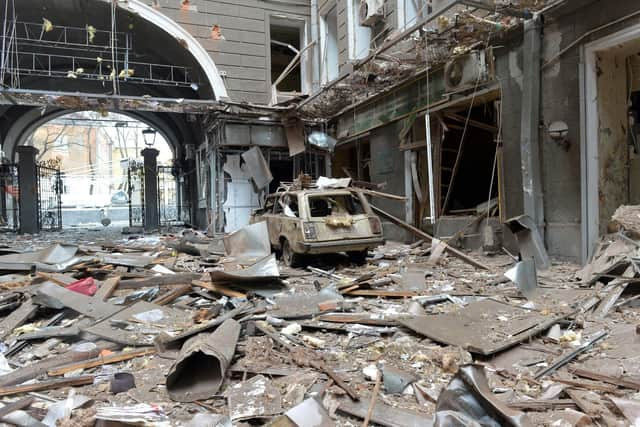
347 250 368 265
281 239 302 268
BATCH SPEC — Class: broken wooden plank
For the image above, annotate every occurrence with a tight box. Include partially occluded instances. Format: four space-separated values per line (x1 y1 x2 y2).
0 347 103 387
94 277 121 301
370 204 490 270
192 280 246 298
48 348 156 376
507 399 577 411
0 376 94 397
0 397 34 419
0 299 37 339
316 314 397 327
337 397 433 427
152 284 192 306
552 377 618 393
35 272 75 286
119 273 201 289
343 290 417 298
568 366 640 390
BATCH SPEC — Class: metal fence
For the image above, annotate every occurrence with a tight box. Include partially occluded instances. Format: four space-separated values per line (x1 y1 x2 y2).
0 164 19 232
158 166 190 226
36 165 62 231
127 164 145 228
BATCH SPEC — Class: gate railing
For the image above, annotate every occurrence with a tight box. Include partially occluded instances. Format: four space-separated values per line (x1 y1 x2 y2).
0 164 19 232
127 163 145 228
36 165 62 231
158 166 190 226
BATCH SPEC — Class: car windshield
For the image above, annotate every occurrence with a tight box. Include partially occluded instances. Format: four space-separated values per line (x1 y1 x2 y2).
308 194 364 218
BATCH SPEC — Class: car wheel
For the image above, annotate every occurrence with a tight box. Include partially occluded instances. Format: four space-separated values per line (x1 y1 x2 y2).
347 250 368 265
282 239 301 268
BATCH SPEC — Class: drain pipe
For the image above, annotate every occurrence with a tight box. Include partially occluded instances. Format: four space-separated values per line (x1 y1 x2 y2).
519 13 545 240
310 0 320 92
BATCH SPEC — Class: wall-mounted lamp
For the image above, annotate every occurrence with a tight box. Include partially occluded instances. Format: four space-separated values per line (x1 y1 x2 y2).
547 121 570 150
142 128 157 147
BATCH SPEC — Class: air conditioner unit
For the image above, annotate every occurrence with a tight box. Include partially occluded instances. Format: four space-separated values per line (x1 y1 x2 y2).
359 0 384 27
444 50 493 92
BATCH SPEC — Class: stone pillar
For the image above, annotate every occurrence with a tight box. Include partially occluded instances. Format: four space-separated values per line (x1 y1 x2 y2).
141 148 159 231
16 146 39 234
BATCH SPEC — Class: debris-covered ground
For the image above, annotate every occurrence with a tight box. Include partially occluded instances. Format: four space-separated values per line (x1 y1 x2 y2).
0 218 638 426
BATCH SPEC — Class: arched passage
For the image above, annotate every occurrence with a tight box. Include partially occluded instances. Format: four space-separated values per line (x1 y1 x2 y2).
19 110 181 228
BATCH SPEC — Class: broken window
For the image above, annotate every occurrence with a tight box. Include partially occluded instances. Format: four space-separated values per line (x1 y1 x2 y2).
438 103 499 215
308 194 364 218
397 0 430 30
320 5 339 83
347 0 372 60
270 23 302 93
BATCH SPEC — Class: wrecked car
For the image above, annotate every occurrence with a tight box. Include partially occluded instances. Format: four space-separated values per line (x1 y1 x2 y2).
251 188 384 266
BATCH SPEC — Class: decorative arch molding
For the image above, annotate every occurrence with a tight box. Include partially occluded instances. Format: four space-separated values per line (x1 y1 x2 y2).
119 0 229 101
3 108 180 161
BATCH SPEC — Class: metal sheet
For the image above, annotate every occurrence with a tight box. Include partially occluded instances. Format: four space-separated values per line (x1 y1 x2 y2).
222 155 261 233
241 147 273 190
505 215 551 270
166 319 241 402
210 254 279 284
101 254 155 268
83 301 190 346
398 299 567 355
223 221 271 263
285 398 334 427
285 119 306 157
35 282 120 319
434 364 532 427
0 244 78 271
504 258 538 300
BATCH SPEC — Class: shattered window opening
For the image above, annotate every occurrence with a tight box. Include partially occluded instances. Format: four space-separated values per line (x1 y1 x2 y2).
308 194 364 218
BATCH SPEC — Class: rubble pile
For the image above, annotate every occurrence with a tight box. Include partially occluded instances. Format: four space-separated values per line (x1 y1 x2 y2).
0 220 636 426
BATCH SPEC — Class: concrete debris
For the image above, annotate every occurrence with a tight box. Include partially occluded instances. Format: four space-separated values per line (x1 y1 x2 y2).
0 214 631 425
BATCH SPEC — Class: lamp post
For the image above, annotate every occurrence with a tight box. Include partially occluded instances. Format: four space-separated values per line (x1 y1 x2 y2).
142 128 157 147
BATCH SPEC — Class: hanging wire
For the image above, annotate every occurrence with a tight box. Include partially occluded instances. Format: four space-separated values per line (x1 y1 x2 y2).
110 0 119 95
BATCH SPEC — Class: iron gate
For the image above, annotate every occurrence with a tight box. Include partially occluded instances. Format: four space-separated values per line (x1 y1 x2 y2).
127 163 145 228
158 166 190 226
36 165 62 231
0 164 19 232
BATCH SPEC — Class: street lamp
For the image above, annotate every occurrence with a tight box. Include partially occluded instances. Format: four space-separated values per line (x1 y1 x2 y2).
142 128 157 147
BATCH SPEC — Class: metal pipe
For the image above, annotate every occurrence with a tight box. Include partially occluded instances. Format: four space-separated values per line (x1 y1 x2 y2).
425 113 436 224
310 0 320 92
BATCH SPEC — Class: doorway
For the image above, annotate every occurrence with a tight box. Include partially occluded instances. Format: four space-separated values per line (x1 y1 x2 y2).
583 24 640 261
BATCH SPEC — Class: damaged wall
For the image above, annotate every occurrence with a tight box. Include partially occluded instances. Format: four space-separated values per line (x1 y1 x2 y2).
596 49 631 234
368 122 409 242
156 0 311 104
540 0 640 261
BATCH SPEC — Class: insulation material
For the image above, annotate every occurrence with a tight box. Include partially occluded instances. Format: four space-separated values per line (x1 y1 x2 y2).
222 155 261 233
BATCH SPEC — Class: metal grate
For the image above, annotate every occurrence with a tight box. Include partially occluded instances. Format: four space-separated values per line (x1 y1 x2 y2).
0 164 19 232
158 166 190 226
36 165 62 231
127 163 145 228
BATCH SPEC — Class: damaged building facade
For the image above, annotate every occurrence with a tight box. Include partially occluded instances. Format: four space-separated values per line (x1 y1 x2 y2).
300 0 640 263
3 0 640 264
